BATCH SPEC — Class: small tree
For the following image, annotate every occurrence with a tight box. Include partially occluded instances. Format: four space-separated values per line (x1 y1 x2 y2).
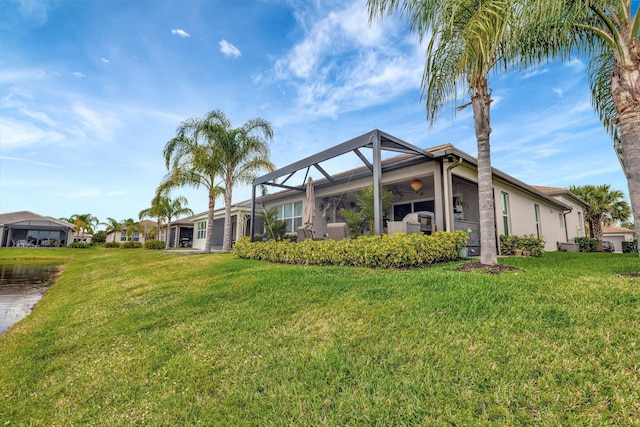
260 207 287 240
355 185 394 233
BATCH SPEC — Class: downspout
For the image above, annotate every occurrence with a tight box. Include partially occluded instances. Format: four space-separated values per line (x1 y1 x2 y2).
444 156 463 232
250 184 257 242
562 209 572 242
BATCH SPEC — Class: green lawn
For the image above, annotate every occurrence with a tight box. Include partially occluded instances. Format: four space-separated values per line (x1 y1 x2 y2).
1 249 639 425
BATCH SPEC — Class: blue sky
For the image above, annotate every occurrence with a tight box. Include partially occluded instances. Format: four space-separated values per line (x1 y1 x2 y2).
0 0 629 226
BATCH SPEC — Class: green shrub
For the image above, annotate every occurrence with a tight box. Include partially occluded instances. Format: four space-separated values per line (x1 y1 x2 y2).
499 234 545 257
574 237 598 252
144 239 167 250
69 242 91 249
622 240 638 253
103 241 121 249
120 241 143 249
234 231 468 268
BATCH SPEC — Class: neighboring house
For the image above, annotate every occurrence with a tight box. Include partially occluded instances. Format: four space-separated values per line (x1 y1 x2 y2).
157 218 195 248
106 220 157 244
0 211 75 247
602 225 635 253
73 233 93 243
188 201 256 251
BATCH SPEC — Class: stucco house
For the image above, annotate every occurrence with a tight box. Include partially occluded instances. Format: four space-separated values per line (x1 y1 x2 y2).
0 211 75 247
188 201 256 251
105 220 157 244
186 130 588 254
157 218 195 248
602 225 635 253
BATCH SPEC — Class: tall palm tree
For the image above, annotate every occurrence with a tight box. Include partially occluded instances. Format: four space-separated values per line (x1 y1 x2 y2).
203 110 276 252
369 0 523 265
163 115 225 252
103 217 123 242
531 1 639 254
569 184 631 241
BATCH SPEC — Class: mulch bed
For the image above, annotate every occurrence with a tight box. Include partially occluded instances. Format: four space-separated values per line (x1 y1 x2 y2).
455 262 523 275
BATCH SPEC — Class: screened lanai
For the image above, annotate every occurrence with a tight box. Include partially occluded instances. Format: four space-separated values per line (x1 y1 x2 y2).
250 129 433 240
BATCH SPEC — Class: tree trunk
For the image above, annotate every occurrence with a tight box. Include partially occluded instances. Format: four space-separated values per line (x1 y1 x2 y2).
472 77 498 265
222 177 233 252
204 192 216 253
613 48 640 258
165 216 172 249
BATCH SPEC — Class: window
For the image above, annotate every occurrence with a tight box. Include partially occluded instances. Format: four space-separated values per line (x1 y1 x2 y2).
197 221 206 239
393 199 435 221
120 233 127 242
534 204 541 237
501 192 510 236
276 201 302 233
577 211 585 237
132 232 140 242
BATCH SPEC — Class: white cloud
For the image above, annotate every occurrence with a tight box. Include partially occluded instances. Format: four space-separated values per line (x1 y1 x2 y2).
171 28 191 38
101 58 110 63
73 105 117 141
0 68 47 84
219 40 241 58
73 71 86 78
552 88 563 97
0 117 65 149
269 1 423 124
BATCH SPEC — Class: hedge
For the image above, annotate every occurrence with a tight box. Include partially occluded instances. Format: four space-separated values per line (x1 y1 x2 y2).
120 241 143 249
234 231 469 269
622 240 638 253
574 237 598 252
144 239 167 250
499 234 545 257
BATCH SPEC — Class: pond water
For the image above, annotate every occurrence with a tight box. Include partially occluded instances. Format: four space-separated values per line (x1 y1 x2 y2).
0 262 61 333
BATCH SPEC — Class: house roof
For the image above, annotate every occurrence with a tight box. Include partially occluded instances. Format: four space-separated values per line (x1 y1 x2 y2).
252 137 573 212
531 186 589 208
0 211 74 229
602 225 635 235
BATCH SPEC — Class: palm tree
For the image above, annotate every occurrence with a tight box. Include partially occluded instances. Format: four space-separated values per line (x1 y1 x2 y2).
67 213 99 241
122 218 141 242
369 0 524 265
532 1 639 254
163 114 225 252
569 184 631 243
103 217 123 242
139 193 168 242
161 195 194 249
203 110 276 252
355 185 394 234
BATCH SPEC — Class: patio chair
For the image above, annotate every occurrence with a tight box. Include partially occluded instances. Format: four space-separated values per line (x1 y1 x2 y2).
327 223 349 241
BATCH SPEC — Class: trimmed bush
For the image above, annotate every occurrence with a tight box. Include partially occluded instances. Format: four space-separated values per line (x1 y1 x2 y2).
69 242 91 249
120 241 143 249
499 234 545 257
622 240 638 253
144 239 167 250
234 231 468 269
574 237 598 252
104 241 121 249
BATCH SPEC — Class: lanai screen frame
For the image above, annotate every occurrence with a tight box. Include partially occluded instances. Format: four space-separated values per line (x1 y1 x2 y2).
250 129 433 240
